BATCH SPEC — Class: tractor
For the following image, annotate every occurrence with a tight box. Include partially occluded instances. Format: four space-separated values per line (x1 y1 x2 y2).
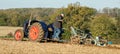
14 15 58 42
14 14 107 46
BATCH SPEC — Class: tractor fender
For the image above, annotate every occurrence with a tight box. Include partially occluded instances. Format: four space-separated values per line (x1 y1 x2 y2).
39 21 48 32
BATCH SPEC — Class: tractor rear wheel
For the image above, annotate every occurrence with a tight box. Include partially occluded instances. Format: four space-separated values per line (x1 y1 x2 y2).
28 22 44 42
14 29 24 41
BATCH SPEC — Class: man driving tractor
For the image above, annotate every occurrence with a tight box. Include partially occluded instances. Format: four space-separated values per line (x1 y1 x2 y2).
52 14 64 40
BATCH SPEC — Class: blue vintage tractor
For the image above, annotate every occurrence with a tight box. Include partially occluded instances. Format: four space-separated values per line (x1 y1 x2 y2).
14 17 58 42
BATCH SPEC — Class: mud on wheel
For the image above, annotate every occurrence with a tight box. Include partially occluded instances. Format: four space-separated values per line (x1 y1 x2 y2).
14 29 24 41
28 22 44 42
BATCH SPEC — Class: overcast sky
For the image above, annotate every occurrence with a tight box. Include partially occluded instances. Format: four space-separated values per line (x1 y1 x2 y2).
0 0 120 10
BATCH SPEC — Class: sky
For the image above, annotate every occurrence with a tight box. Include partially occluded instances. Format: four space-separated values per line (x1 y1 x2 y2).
0 0 120 10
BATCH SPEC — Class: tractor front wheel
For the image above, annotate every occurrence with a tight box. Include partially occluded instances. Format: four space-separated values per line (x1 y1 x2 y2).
14 29 24 41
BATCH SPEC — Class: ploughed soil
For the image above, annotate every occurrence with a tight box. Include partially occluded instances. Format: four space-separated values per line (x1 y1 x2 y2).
0 26 120 54
0 39 120 54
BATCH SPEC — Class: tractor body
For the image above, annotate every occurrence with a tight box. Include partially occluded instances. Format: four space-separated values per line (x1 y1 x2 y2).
14 19 58 41
23 20 48 38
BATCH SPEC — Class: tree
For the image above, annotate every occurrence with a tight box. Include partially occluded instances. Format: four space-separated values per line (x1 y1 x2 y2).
0 8 56 26
90 14 117 39
102 7 120 18
49 2 97 39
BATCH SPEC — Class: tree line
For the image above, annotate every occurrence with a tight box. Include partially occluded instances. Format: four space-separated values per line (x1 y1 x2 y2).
0 8 57 26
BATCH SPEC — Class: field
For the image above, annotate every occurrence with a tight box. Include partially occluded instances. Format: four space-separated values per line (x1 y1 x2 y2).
0 26 120 54
0 26 22 36
0 39 120 54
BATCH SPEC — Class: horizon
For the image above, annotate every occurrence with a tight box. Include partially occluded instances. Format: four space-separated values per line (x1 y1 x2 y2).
0 0 120 10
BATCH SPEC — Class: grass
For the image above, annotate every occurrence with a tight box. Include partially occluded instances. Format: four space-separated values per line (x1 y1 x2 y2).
0 35 13 38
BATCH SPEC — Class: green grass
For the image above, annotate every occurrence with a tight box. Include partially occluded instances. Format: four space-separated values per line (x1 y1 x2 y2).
0 36 13 39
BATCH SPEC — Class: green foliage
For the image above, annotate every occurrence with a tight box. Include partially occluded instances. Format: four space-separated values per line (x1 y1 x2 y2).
116 17 120 39
101 7 120 41
90 14 117 39
49 2 97 39
0 36 13 38
0 8 56 26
